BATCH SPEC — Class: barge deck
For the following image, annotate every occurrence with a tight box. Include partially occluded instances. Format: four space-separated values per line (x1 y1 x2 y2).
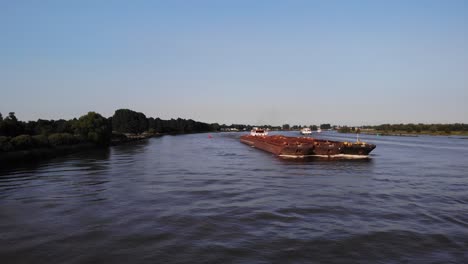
240 135 376 159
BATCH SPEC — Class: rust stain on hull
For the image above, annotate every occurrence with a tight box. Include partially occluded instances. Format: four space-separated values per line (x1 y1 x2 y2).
240 135 376 159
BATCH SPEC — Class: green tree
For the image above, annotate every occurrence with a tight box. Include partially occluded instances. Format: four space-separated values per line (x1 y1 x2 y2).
8 112 17 122
35 119 54 135
210 123 220 131
74 112 111 146
0 113 3 136
0 136 12 152
48 133 79 146
10 135 34 150
338 126 351 133
32 135 49 147
0 112 24 137
112 109 148 134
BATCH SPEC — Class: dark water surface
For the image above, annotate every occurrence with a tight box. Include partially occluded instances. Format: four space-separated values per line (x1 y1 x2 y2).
1 131 468 263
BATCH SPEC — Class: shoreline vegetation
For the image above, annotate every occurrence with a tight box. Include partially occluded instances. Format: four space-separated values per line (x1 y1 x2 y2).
0 143 97 165
0 109 220 164
1 110 468 164
359 130 468 137
336 124 468 137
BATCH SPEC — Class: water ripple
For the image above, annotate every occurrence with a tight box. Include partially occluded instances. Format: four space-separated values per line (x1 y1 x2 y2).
1 132 468 263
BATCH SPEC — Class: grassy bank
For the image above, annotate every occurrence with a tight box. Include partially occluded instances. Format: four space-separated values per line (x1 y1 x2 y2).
359 130 468 137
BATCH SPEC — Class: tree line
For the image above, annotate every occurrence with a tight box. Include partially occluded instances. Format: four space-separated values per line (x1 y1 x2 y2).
337 123 468 134
362 123 468 134
281 124 331 130
111 109 217 134
217 123 332 131
0 109 218 152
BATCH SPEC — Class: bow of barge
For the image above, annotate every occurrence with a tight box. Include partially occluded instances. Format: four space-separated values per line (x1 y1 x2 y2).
240 135 376 159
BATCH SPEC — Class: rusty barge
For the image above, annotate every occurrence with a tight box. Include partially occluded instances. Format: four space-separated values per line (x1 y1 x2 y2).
240 135 376 159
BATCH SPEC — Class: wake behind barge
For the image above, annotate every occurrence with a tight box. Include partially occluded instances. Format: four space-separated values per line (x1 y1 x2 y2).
240 135 376 159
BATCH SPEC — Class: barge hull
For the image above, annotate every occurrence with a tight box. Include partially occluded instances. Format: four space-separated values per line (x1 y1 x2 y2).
240 135 376 159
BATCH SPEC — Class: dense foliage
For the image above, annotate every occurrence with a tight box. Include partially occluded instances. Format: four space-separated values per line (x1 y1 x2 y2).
338 126 352 133
336 123 468 134
112 109 148 134
48 133 81 146
361 123 468 134
0 110 217 152
74 112 111 146
148 117 215 134
110 109 217 135
280 124 319 130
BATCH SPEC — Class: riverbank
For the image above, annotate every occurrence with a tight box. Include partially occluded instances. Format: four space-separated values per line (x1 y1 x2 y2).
110 132 161 145
0 143 97 166
0 131 214 166
0 134 157 166
356 130 468 137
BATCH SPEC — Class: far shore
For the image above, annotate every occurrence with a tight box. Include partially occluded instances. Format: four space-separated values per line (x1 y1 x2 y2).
0 131 217 166
354 130 468 137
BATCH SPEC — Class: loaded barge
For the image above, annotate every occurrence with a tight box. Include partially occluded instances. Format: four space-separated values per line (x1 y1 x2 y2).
240 133 376 159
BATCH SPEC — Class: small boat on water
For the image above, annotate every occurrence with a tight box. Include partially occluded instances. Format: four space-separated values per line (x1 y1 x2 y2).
240 134 376 159
250 127 268 136
300 127 312 135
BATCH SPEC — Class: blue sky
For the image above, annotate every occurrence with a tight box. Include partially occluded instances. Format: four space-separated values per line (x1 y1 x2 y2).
1 0 467 125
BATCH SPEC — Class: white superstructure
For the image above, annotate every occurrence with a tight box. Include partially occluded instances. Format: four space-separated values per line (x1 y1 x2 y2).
250 127 268 136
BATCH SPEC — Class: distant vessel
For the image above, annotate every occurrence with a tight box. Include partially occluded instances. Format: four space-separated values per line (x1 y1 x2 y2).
300 127 312 135
250 127 268 136
317 128 322 133
240 135 376 159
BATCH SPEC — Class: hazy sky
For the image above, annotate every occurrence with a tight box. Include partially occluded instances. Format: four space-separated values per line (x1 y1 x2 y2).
1 0 467 126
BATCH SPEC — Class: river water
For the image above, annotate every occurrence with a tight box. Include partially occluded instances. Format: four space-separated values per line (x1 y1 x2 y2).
1 131 468 263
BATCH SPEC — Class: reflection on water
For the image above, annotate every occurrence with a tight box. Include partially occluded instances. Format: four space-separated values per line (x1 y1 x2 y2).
1 131 468 263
